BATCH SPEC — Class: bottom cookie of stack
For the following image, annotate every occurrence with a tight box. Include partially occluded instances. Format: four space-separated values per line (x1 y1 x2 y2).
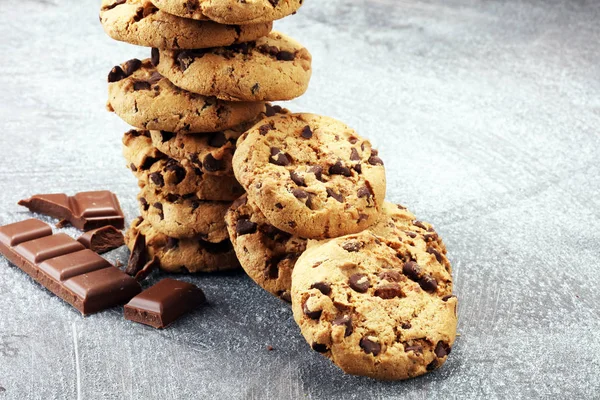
125 216 240 273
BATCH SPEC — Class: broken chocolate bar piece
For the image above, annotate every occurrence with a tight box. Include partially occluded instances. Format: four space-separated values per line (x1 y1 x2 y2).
18 191 125 231
0 219 141 315
124 278 206 329
77 225 125 254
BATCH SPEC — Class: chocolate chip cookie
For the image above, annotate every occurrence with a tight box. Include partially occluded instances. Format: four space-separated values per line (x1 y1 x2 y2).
149 0 303 25
154 32 312 101
100 0 272 49
225 194 307 302
291 230 457 380
233 113 386 239
125 216 240 273
108 58 265 133
150 103 289 176
138 187 230 241
122 129 244 201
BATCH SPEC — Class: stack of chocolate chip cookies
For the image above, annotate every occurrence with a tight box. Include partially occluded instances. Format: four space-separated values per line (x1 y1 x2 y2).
100 0 457 382
100 0 311 273
226 113 458 380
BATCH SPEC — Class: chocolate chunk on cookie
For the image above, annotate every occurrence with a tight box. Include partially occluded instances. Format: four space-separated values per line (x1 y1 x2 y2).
100 0 272 49
108 59 265 133
155 32 312 101
225 194 306 302
291 229 457 381
125 217 240 273
233 113 386 239
149 0 303 25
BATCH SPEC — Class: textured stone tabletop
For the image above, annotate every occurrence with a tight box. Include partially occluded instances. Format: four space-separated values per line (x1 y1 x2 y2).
1 0 599 399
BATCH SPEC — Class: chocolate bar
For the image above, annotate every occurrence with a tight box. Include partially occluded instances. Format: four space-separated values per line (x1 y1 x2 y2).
0 219 141 315
124 279 206 328
18 191 125 231
77 225 125 254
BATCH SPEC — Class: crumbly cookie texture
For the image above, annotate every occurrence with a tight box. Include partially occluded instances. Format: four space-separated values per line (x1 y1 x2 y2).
138 187 230 242
233 113 386 239
122 129 244 201
155 32 312 101
291 230 457 381
225 199 450 305
125 216 240 273
100 0 272 49
149 0 303 25
108 58 265 133
225 194 307 302
150 103 289 176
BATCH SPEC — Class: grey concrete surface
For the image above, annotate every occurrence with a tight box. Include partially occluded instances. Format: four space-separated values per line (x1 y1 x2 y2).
1 0 599 399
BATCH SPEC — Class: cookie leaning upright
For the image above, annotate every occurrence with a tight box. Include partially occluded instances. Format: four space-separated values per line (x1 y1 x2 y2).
233 113 387 239
291 228 457 381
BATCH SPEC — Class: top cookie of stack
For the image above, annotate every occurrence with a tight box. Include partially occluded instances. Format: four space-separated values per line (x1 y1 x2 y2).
101 0 311 105
100 0 312 274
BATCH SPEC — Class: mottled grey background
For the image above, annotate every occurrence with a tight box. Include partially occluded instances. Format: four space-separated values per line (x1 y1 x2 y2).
0 0 599 399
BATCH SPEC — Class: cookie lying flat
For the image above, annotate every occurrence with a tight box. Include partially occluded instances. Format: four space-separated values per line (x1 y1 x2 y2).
150 104 289 176
150 0 303 25
138 187 230 241
108 59 264 133
233 113 386 239
291 231 457 381
100 0 272 49
126 217 240 273
123 130 244 201
154 32 312 101
225 194 307 302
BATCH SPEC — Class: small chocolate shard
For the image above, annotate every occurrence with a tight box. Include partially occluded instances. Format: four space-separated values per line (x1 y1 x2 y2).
126 232 147 276
77 226 125 254
134 255 159 281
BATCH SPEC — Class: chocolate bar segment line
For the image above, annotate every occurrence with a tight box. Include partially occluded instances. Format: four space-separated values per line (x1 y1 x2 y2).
0 219 140 315
18 191 125 231
124 279 206 329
